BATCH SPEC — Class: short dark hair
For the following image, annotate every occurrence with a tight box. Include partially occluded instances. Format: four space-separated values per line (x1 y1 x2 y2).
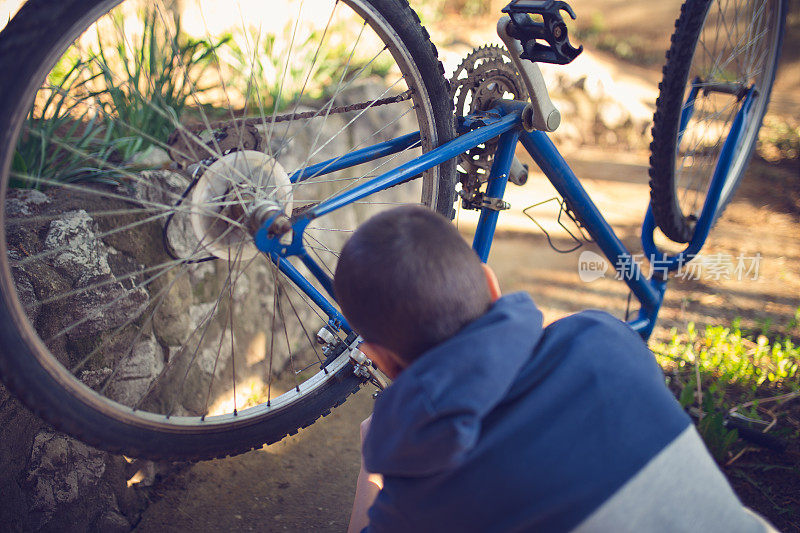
334 205 491 362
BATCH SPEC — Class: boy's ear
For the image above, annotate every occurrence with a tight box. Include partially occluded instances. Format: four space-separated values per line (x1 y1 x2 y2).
359 342 406 380
481 263 501 302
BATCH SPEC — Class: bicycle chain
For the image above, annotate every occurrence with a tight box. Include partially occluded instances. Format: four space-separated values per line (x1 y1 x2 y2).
166 90 413 168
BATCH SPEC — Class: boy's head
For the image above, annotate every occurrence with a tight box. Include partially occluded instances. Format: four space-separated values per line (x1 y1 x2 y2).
334 206 499 376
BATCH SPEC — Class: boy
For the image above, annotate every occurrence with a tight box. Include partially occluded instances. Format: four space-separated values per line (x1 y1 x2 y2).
335 206 773 532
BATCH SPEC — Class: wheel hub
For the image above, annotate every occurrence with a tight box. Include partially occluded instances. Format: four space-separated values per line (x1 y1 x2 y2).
190 150 293 261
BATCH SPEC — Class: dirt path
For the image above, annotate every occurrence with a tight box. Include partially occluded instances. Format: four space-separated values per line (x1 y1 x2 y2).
134 150 799 531
136 3 799 530
135 390 374 532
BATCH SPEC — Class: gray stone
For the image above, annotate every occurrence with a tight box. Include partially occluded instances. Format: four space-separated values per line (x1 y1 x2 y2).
65 277 149 339
153 270 193 346
79 367 113 390
96 509 131 533
107 333 166 407
4 188 50 218
44 210 112 284
130 145 171 169
39 207 151 340
135 169 190 207
24 431 107 527
10 267 40 325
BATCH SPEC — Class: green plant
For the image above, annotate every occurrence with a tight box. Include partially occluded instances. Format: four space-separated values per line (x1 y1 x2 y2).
227 21 393 114
11 7 230 189
698 412 739 462
11 58 122 188
757 115 800 162
655 321 800 394
652 317 800 461
91 7 229 160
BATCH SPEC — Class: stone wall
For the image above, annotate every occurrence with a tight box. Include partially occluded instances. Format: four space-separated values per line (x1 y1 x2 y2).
1 80 417 530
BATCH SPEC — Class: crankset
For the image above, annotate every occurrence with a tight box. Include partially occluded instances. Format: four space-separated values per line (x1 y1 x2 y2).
450 46 529 210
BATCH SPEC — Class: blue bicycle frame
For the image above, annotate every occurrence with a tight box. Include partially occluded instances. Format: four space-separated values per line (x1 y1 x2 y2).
253 88 758 340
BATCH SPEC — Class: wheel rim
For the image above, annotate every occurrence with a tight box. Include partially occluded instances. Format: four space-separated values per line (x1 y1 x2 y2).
674 0 783 222
1 0 443 433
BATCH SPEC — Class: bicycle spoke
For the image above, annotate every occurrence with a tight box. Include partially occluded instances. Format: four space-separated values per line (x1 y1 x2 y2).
290 20 369 188
0 0 449 457
165 237 249 417
69 228 228 378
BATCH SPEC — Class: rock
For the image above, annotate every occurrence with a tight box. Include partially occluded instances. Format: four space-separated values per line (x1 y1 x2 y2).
64 276 149 339
79 367 113 390
130 145 171 169
4 188 50 218
96 509 131 533
135 169 190 208
0 383 46 531
153 270 193 346
44 210 112 285
10 267 40 324
107 333 166 407
189 301 217 333
195 328 232 377
23 431 110 529
164 207 199 262
134 170 203 261
41 209 150 339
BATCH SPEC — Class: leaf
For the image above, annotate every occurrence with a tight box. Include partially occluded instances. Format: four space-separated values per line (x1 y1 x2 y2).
679 381 696 408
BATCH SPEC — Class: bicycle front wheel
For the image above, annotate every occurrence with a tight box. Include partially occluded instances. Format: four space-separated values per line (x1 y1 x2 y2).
0 0 455 460
649 0 786 243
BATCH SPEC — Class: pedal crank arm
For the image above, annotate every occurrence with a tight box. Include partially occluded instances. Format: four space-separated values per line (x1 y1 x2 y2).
497 16 561 132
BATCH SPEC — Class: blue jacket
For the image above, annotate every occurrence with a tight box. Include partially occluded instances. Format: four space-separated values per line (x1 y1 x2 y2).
362 293 767 532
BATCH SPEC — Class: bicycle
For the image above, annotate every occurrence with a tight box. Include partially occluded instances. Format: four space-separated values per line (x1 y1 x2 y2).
0 0 786 461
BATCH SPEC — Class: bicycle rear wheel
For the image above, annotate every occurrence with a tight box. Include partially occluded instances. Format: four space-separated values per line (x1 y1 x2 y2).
649 0 786 243
0 0 455 460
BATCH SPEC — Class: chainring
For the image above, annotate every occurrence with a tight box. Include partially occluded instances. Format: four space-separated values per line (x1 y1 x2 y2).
449 45 527 209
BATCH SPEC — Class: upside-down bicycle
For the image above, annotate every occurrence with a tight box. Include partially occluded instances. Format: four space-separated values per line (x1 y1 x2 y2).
0 0 786 460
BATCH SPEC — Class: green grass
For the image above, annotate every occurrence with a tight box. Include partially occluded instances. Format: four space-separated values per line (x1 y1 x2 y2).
12 7 228 188
12 6 393 189
90 7 229 161
651 309 800 461
757 115 800 163
11 58 122 188
226 21 393 114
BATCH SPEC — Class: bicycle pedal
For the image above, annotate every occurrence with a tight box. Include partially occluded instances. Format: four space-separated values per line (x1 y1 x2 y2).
502 0 583 65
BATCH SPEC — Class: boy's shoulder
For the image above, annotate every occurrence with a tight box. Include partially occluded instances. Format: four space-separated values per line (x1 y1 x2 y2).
506 307 666 404
548 308 638 337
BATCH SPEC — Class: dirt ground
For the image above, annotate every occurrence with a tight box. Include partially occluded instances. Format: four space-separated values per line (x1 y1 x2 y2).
133 156 799 533
135 2 800 531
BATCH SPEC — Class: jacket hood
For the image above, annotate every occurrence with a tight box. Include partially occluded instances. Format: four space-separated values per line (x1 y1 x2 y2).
362 292 544 477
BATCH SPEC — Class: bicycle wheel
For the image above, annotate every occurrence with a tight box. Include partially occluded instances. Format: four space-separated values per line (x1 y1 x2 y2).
649 0 786 243
0 0 455 460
